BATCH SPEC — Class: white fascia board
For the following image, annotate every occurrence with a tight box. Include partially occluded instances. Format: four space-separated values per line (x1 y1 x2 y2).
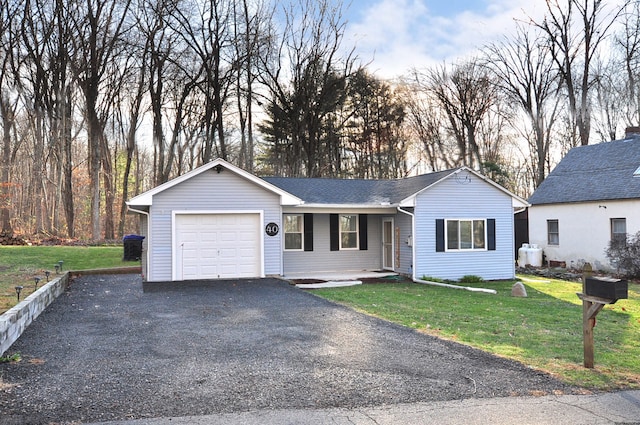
126 158 303 207
282 204 398 214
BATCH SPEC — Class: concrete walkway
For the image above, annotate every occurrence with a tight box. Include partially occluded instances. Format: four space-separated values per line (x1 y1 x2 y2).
88 390 640 425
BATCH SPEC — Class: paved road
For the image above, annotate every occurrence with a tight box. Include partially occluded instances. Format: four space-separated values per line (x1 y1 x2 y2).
86 391 640 425
0 275 590 424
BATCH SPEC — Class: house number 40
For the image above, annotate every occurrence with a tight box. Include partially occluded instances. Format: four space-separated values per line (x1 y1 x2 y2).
265 222 279 236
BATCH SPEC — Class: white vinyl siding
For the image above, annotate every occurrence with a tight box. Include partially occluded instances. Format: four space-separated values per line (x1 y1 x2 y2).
283 214 382 275
414 170 515 281
148 170 281 282
395 210 414 276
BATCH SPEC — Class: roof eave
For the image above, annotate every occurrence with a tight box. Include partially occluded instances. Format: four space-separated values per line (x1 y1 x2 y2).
126 158 304 207
282 203 399 214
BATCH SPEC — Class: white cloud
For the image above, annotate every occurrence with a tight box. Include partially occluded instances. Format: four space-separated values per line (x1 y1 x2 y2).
344 0 548 79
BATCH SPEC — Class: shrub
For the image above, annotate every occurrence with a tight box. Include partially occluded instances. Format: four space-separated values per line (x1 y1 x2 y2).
459 275 484 283
605 231 640 279
420 275 445 283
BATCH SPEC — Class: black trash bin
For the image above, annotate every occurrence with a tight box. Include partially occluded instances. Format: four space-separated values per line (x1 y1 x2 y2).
123 234 145 261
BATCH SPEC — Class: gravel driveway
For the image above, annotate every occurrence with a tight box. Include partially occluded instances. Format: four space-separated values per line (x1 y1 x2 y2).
0 274 576 424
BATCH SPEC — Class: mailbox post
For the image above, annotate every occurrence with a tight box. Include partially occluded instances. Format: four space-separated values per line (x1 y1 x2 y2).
577 263 628 368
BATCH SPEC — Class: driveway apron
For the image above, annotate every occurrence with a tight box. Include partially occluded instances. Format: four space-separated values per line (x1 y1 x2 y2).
0 275 575 424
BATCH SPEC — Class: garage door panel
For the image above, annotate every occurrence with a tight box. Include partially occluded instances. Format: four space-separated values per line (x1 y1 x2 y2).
219 231 239 242
201 232 218 244
175 213 261 280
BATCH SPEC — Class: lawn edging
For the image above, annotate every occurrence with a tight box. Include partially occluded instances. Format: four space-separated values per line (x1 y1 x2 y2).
0 272 70 356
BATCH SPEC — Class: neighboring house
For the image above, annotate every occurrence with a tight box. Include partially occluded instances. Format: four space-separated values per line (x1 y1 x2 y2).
528 127 640 270
126 158 528 283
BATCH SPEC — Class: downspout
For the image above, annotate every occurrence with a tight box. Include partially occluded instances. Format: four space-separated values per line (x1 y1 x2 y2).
413 277 497 294
396 206 417 281
397 206 497 295
126 205 150 281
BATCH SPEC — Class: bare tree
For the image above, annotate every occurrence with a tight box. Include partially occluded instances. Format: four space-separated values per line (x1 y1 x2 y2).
413 59 499 170
115 4 149 237
257 0 356 177
68 0 132 240
591 57 626 141
402 80 456 172
534 0 627 146
0 0 20 234
616 0 640 126
484 24 561 188
232 0 271 172
169 0 235 164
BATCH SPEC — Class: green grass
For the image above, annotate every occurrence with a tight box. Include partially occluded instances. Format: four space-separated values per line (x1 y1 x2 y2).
312 275 640 391
0 246 132 313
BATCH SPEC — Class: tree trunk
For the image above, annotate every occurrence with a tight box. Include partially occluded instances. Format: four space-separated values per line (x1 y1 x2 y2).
0 99 13 234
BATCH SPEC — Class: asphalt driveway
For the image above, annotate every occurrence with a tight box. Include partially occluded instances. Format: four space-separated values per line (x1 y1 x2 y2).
0 275 576 424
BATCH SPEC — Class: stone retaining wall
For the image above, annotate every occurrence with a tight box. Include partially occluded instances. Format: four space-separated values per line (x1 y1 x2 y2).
0 273 70 356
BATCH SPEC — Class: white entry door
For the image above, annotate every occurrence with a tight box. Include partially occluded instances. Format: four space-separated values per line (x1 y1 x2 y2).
382 219 394 270
174 213 261 280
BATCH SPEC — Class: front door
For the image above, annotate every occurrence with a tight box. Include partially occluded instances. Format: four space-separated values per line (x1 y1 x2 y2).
382 219 394 270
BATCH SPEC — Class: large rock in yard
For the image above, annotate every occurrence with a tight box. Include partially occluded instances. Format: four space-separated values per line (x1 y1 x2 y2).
511 282 528 297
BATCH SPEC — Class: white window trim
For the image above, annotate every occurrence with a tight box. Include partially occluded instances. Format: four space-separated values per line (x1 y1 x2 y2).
445 218 487 252
283 214 304 251
547 219 559 246
340 214 359 250
611 217 627 243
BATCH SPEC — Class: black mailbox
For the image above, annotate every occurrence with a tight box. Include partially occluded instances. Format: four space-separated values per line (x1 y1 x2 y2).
585 277 628 301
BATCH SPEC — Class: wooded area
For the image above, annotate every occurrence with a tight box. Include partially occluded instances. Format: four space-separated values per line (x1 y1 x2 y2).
0 0 637 240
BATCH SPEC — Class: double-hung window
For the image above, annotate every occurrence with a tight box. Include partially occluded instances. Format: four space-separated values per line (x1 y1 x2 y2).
547 219 559 245
445 219 486 250
611 218 627 245
340 214 359 250
284 214 303 250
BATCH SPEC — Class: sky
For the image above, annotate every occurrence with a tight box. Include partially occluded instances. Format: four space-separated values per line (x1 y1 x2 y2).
343 0 547 79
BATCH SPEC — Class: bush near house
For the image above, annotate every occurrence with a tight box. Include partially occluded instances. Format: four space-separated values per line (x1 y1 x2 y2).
606 231 640 279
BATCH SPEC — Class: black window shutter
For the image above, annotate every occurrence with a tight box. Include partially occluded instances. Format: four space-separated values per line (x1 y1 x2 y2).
359 214 368 250
330 214 339 251
487 219 496 251
435 219 445 252
304 213 313 251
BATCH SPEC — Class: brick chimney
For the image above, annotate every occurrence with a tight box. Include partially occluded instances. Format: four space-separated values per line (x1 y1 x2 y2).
625 126 640 139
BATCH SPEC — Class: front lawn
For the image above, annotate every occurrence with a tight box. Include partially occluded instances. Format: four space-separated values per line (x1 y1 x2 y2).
0 246 131 313
312 275 640 391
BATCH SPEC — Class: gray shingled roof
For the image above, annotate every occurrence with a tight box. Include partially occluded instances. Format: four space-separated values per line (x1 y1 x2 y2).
262 169 457 205
528 137 640 205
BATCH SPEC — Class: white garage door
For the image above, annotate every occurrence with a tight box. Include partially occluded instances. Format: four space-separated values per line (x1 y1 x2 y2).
174 213 261 280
